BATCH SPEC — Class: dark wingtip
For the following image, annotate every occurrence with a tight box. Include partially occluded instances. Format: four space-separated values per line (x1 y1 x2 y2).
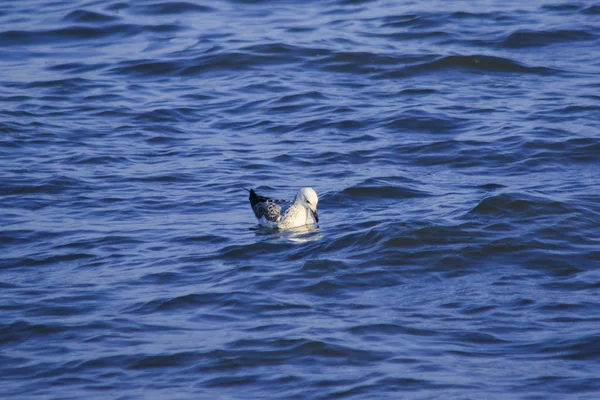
248 188 259 206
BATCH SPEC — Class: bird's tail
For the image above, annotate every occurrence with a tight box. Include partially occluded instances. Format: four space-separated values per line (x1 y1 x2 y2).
246 188 260 207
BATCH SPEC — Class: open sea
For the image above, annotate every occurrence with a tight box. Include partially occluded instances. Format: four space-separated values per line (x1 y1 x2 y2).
2 0 600 399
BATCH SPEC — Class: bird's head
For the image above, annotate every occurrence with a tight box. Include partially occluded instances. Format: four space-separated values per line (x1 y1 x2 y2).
298 187 319 223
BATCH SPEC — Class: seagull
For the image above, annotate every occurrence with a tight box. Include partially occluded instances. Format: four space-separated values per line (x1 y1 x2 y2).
248 187 319 230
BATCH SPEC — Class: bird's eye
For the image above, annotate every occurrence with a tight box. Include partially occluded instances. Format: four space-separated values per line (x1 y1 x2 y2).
306 200 311 205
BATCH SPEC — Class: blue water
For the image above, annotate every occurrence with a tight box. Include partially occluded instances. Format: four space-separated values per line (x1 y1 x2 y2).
2 0 600 399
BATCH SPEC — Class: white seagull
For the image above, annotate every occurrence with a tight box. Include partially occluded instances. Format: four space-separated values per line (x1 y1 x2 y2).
248 187 319 230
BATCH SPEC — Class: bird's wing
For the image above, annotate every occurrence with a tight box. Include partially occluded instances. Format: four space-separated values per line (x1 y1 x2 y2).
248 189 292 222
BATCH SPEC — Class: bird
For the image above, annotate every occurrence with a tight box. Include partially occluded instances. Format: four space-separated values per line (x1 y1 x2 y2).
248 187 319 230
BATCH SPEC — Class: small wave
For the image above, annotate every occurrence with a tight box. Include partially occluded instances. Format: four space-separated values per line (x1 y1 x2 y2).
525 137 600 163
384 112 465 134
124 291 301 316
0 175 91 196
398 88 437 95
501 29 597 48
343 134 378 143
229 337 390 363
277 91 327 104
340 183 428 200
347 323 438 337
583 5 600 14
538 333 600 361
541 3 585 12
467 193 570 218
404 55 558 75
169 234 229 245
46 62 109 74
450 11 512 21
124 293 220 314
63 10 119 23
478 183 506 191
301 258 349 274
61 154 130 165
24 77 92 90
380 13 442 29
109 60 180 77
111 49 304 79
0 24 143 46
220 241 295 260
242 42 327 57
129 351 200 369
132 2 215 15
7 253 95 268
0 321 68 345
453 331 508 344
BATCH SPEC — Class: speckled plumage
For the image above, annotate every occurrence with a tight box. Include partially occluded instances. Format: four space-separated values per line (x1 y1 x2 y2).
248 188 319 230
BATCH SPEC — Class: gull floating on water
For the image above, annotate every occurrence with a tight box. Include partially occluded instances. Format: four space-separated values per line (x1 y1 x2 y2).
248 187 319 230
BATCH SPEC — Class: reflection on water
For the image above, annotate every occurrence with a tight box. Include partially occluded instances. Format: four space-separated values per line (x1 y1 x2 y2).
251 224 323 243
286 225 323 243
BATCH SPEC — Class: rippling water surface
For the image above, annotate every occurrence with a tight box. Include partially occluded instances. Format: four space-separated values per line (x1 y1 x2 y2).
2 0 600 398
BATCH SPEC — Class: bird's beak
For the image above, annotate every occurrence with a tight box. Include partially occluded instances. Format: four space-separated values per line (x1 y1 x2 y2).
312 209 319 223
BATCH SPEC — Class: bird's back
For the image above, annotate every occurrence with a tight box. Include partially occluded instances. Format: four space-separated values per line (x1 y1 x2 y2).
248 189 292 224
